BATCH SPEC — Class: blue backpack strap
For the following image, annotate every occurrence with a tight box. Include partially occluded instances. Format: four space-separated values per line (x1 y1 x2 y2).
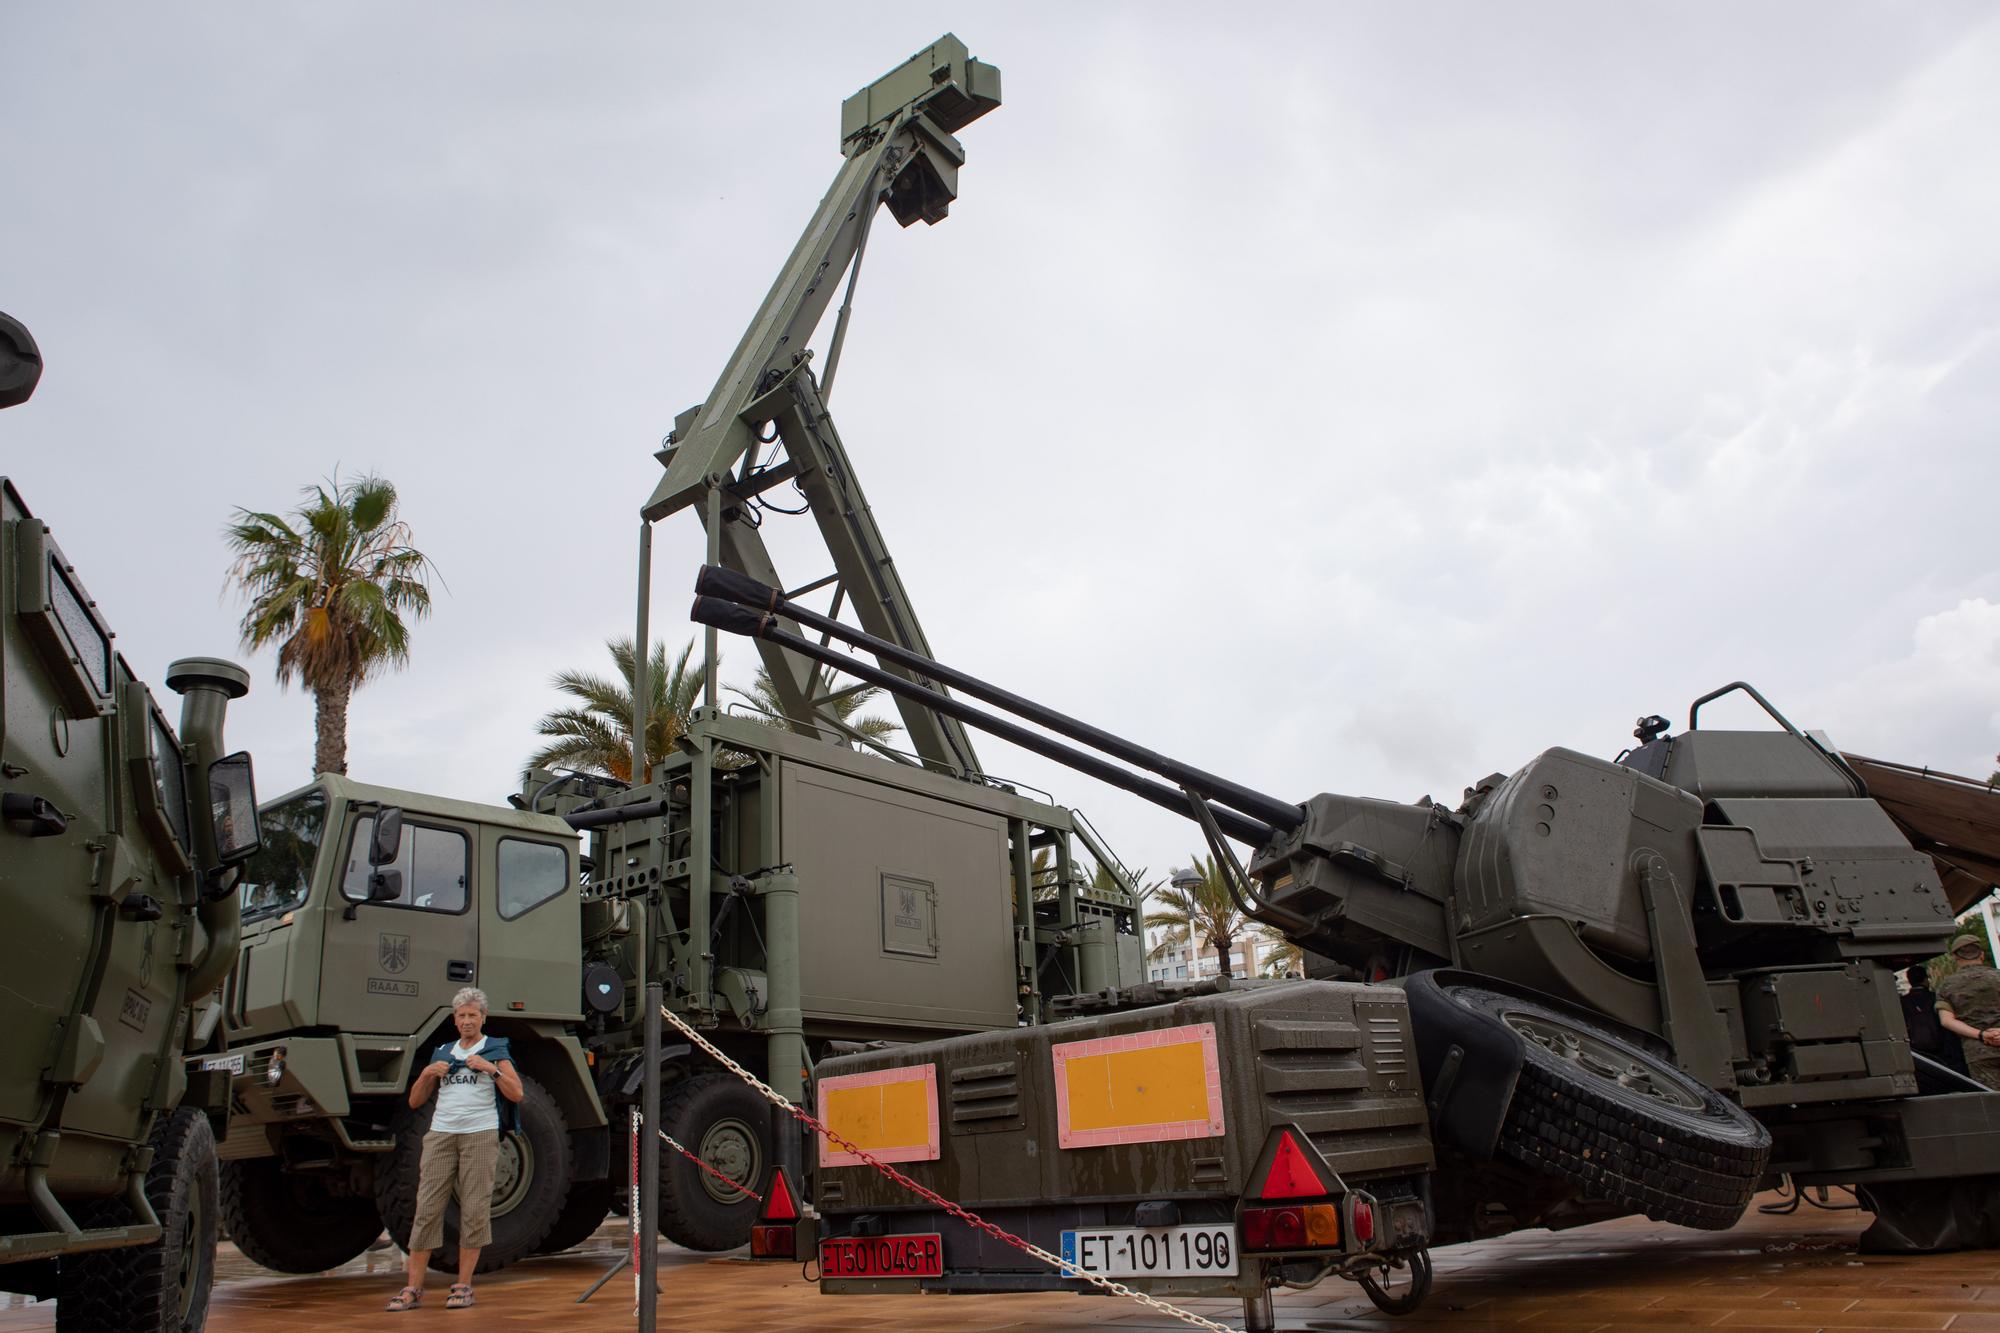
483 1037 521 1132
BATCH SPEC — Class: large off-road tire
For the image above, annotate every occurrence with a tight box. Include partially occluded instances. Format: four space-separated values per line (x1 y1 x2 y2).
57 1108 217 1333
374 1072 572 1275
1451 984 1769 1230
534 1174 614 1255
656 1071 769 1252
219 1157 382 1273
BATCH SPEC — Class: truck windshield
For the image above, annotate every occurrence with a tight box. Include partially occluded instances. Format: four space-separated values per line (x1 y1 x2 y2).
238 789 329 924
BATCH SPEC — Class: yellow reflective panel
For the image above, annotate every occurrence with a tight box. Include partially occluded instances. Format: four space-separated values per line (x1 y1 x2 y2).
1052 1022 1226 1148
1063 1039 1211 1133
816 1063 940 1166
825 1077 931 1149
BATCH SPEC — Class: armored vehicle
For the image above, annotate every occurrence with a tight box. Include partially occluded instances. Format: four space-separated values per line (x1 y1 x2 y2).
692 572 2000 1326
1 312 264 1331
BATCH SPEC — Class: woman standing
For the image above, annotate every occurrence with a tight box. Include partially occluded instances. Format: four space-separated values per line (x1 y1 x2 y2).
387 987 524 1311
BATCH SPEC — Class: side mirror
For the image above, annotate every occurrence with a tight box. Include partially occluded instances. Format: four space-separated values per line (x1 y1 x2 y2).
0 312 42 411
368 867 404 902
209 751 262 865
370 807 404 866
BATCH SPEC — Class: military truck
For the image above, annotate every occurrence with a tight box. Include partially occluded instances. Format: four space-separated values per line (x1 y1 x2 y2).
692 573 2000 1327
1 311 265 1331
214 728 1142 1275
214 32 1150 1280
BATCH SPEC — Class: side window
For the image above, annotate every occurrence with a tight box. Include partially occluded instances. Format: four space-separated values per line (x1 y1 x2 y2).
341 816 470 914
497 838 568 920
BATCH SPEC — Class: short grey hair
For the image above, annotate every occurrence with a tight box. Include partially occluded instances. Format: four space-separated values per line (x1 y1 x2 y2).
451 987 489 1014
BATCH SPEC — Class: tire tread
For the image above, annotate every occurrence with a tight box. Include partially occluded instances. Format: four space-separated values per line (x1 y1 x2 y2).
57 1109 217 1333
1497 1053 1768 1229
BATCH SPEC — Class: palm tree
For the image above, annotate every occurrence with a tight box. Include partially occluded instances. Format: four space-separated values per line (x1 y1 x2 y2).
1097 861 1160 902
730 666 900 749
225 474 434 777
1257 929 1304 978
526 638 709 783
1147 855 1249 979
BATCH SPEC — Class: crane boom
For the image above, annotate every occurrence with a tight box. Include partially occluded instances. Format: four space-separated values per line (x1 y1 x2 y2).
643 35 999 776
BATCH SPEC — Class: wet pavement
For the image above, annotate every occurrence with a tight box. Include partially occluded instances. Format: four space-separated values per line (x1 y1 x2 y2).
2 1191 1996 1330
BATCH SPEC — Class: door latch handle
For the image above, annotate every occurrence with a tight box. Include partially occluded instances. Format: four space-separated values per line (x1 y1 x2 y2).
447 960 474 983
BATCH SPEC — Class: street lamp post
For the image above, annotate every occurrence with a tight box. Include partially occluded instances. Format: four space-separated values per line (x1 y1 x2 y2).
1171 867 1232 980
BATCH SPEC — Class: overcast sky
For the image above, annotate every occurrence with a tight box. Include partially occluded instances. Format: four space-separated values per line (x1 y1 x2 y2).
4 4 1997 887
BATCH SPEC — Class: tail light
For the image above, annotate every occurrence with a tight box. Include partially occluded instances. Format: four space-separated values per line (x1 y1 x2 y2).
749 1225 794 1258
1241 1203 1339 1252
1349 1196 1375 1246
749 1168 801 1260
1241 1128 1351 1252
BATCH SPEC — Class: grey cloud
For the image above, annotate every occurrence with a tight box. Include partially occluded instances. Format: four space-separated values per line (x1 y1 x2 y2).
3 4 1996 883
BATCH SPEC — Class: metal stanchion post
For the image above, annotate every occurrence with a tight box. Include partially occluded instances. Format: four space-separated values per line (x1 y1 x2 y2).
639 981 662 1331
760 868 806 1219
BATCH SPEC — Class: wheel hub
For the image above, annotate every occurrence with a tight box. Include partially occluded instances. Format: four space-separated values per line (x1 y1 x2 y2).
491 1130 533 1217
696 1116 761 1205
1503 1011 1705 1110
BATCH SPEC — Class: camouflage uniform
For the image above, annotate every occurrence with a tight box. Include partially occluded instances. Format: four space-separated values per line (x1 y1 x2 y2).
1935 963 2000 1090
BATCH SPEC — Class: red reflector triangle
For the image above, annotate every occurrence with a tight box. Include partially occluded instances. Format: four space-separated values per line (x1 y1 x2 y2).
761 1168 799 1221
1257 1131 1327 1200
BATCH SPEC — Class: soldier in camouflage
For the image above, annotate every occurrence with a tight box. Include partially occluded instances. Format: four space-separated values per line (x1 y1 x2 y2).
1935 932 2000 1091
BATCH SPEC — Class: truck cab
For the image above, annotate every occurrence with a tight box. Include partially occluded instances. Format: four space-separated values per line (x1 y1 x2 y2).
216 777 603 1276
227 775 584 1055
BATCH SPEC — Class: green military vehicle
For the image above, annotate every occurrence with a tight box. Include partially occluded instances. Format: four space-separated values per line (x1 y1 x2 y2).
1 312 265 1331
215 733 1141 1275
693 575 2000 1328
214 31 1149 1281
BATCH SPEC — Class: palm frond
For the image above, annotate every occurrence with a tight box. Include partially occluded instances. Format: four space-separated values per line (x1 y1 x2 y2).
524 636 713 782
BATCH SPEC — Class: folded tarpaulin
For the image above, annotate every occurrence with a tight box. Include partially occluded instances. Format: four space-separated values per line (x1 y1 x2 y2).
1845 754 2000 916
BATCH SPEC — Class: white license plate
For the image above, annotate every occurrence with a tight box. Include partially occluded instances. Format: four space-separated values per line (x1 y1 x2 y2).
1060 1224 1237 1278
199 1053 245 1074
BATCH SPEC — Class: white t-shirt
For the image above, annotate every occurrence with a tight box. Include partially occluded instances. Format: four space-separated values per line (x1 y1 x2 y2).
432 1035 499 1134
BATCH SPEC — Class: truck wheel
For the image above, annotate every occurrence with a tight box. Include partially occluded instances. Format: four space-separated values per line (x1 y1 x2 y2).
656 1071 768 1251
534 1175 614 1255
375 1072 573 1275
1450 984 1769 1230
57 1108 217 1333
218 1158 382 1273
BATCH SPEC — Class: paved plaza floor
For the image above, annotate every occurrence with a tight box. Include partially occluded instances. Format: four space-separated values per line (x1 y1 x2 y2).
2 1190 1996 1331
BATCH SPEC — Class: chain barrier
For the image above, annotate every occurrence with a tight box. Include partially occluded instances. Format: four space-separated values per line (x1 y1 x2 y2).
658 1005 1237 1333
628 1106 642 1311
659 1127 762 1202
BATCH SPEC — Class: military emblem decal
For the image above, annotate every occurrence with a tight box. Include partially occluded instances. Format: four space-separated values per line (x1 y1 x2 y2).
379 932 411 975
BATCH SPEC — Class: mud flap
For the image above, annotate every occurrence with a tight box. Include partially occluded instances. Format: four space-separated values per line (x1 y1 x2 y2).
1404 970 1528 1160
1857 1175 2000 1253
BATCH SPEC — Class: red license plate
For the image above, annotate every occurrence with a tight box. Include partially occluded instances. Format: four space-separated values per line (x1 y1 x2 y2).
819 1233 944 1279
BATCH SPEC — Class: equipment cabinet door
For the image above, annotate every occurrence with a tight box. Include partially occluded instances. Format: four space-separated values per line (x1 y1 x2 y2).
318 810 479 1035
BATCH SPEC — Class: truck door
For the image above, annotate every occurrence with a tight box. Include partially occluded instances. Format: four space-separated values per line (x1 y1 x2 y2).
318 808 479 1036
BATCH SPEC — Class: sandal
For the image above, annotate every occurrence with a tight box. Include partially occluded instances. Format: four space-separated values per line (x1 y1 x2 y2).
445 1283 475 1310
386 1286 423 1312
